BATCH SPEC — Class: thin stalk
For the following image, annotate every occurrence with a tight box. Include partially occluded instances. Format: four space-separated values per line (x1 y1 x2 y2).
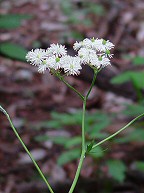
86 69 98 99
68 99 86 193
0 106 54 193
92 113 144 150
68 70 98 193
59 76 84 101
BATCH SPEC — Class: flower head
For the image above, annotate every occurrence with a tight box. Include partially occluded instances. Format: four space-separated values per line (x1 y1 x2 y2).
78 48 96 64
61 55 82 75
90 55 111 68
38 60 49 73
26 38 114 75
45 56 62 70
26 49 48 66
73 41 83 51
47 43 67 57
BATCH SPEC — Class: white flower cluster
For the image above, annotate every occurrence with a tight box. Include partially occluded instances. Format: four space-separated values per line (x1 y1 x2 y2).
26 38 114 75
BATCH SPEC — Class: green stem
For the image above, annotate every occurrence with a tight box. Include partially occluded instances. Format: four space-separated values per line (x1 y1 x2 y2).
58 76 84 101
68 70 98 193
92 113 144 150
86 69 98 99
0 106 54 193
68 99 86 193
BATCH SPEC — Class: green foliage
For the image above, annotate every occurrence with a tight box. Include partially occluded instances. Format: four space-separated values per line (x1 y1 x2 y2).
34 110 111 165
0 14 32 29
60 0 105 27
0 14 31 60
88 146 104 158
135 161 144 172
123 103 144 116
132 56 144 65
86 140 95 153
84 3 105 16
0 42 27 61
106 159 126 182
34 109 144 182
111 71 144 89
111 70 144 101
114 128 144 143
57 148 80 166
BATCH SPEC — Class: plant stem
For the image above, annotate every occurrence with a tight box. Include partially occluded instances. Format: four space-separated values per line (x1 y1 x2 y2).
0 107 54 193
68 99 86 193
68 70 98 193
86 69 98 99
58 76 84 101
92 112 144 150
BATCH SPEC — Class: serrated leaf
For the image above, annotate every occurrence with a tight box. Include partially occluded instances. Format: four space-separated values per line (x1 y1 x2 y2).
0 14 32 29
107 159 126 182
57 149 80 165
0 42 27 61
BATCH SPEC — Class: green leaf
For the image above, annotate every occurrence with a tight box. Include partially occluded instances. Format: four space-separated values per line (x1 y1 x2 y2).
111 71 144 89
86 4 105 16
57 148 80 165
64 136 81 148
0 14 32 29
132 56 144 65
123 104 144 116
114 129 144 143
35 135 49 142
86 112 111 137
130 72 144 89
135 161 144 172
86 140 94 153
107 159 126 182
0 42 27 61
60 0 73 15
111 71 133 84
88 146 104 158
70 31 84 40
35 135 71 145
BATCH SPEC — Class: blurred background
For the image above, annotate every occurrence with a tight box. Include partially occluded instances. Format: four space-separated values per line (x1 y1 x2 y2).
0 0 144 192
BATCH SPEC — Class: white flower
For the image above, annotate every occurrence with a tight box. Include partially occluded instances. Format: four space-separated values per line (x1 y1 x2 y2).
80 38 115 52
82 38 93 48
91 56 111 68
94 39 114 52
73 41 83 51
103 40 114 51
38 65 48 73
78 47 96 64
45 56 61 70
89 55 100 68
47 43 67 57
73 38 95 51
61 55 82 75
26 49 47 66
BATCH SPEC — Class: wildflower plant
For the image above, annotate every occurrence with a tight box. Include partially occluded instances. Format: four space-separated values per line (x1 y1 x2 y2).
0 37 144 193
